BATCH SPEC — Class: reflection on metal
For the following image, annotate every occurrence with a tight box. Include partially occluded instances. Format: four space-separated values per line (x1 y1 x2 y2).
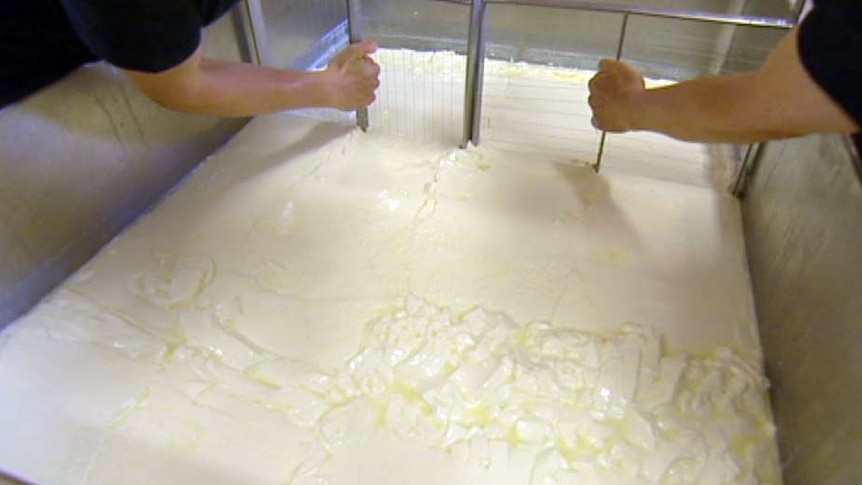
244 0 273 65
793 0 813 22
731 142 763 197
347 0 369 131
462 0 487 148
0 469 32 485
435 0 793 29
593 12 628 173
229 6 256 64
743 134 862 485
844 134 862 183
289 20 350 71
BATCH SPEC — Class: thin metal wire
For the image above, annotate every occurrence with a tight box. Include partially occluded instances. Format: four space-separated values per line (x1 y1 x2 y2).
594 12 629 173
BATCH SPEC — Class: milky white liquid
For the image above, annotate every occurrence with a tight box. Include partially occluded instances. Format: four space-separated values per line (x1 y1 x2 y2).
0 50 780 485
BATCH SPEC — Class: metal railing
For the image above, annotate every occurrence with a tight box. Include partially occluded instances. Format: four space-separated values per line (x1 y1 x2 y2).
438 0 793 28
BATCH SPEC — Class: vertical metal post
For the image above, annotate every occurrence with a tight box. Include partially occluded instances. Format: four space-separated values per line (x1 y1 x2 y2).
594 12 629 173
463 0 487 148
731 142 763 197
244 0 272 66
793 0 813 22
347 0 370 131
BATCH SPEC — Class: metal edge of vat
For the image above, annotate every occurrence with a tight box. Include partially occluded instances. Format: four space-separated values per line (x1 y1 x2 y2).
742 131 862 485
846 134 862 182
0 469 34 485
434 0 793 28
735 134 862 200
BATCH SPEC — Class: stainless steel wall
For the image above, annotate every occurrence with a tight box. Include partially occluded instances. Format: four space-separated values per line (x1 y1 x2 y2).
260 0 347 68
742 134 862 485
0 10 252 328
352 0 472 52
350 0 791 79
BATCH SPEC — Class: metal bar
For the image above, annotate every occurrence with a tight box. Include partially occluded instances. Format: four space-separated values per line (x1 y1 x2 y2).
462 0 487 148
471 1 488 146
229 5 255 64
843 135 862 186
792 0 812 23
347 0 369 131
433 0 793 29
243 0 272 66
593 12 628 173
0 468 34 485
731 142 763 197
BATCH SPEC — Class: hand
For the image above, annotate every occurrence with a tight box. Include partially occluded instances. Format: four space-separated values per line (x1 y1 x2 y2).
323 40 381 111
587 59 646 133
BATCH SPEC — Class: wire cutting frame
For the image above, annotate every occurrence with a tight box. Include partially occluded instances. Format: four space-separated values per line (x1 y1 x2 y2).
248 0 798 178
449 0 793 172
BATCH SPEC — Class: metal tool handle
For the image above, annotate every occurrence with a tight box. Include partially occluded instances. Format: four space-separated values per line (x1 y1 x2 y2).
347 0 370 131
462 0 487 148
594 12 629 173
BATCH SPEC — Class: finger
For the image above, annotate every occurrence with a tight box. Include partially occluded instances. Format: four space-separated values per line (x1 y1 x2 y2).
335 42 377 65
350 40 379 58
357 93 376 109
588 74 611 93
587 74 600 92
598 58 617 72
365 58 381 76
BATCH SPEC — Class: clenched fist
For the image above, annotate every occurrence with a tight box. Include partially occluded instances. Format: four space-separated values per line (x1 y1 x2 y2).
323 40 381 111
587 59 646 133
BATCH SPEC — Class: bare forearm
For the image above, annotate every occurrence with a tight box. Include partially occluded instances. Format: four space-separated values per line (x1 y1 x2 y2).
629 73 803 144
154 58 333 117
126 41 380 117
589 28 857 144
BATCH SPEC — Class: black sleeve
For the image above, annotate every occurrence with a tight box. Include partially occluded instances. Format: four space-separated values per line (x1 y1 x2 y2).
57 0 203 73
0 0 97 106
798 2 862 129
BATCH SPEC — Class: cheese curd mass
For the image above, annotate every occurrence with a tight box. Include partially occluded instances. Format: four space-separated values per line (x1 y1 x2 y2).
0 50 780 484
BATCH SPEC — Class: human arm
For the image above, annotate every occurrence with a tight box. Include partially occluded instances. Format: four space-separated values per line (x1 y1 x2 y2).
587 27 859 143
124 40 381 117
